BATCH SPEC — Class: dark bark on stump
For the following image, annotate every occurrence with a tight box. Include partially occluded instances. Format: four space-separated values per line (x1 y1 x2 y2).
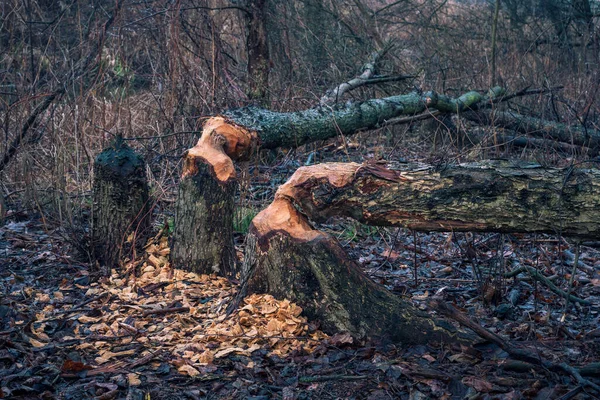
241 198 471 345
170 159 237 276
92 139 149 268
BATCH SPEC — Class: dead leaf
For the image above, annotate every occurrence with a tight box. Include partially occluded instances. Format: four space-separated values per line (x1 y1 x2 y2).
178 365 200 377
462 376 492 392
61 360 93 373
127 373 142 386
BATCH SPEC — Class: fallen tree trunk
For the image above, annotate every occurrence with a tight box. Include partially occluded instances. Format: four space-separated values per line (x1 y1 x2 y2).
276 160 600 238
463 109 600 154
236 160 600 341
221 87 505 151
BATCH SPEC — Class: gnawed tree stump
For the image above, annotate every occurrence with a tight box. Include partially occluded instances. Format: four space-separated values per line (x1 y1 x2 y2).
242 197 469 344
92 138 149 269
170 118 255 276
238 160 600 342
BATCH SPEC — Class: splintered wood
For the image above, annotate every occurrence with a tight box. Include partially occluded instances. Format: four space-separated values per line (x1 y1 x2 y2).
183 117 256 182
32 236 327 377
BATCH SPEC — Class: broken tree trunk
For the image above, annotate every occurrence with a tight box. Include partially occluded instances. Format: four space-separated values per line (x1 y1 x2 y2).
276 160 600 238
238 160 600 342
170 118 252 276
92 138 150 269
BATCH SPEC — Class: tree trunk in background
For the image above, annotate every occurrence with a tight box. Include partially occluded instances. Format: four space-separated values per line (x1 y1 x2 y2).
92 138 150 269
170 118 243 277
235 160 600 341
245 0 270 104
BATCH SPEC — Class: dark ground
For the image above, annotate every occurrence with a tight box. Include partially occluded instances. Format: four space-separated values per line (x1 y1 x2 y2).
2 135 600 399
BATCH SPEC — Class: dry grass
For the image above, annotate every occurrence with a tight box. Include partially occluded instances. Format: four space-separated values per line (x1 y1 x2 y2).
1 0 598 244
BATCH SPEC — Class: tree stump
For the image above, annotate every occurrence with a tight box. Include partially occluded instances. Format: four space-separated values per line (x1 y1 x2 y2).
92 137 150 269
170 118 255 277
240 197 469 345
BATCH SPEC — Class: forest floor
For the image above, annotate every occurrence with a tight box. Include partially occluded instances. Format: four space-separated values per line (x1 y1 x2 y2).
2 138 600 399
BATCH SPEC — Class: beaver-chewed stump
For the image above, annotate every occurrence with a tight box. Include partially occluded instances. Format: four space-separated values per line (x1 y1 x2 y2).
92 138 150 269
170 118 255 277
242 196 469 344
238 161 600 343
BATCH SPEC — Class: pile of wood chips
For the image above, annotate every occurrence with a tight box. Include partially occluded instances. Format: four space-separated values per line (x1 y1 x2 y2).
31 235 328 377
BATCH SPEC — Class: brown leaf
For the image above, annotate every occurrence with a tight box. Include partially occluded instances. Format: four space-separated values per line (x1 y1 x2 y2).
178 365 200 377
61 359 93 373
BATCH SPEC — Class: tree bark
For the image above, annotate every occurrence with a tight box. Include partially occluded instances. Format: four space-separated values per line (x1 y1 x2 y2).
92 138 150 269
276 161 600 239
245 0 270 104
221 87 505 151
170 118 250 276
240 197 471 345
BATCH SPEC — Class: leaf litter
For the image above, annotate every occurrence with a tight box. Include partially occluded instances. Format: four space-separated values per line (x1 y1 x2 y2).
3 205 600 399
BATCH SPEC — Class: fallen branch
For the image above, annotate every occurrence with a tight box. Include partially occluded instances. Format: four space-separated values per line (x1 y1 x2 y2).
142 306 190 317
429 298 600 393
463 108 600 154
299 374 369 383
504 266 590 305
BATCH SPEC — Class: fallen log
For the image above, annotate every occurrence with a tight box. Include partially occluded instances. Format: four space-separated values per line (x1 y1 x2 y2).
463 109 600 154
276 160 600 238
237 160 600 341
221 87 505 151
